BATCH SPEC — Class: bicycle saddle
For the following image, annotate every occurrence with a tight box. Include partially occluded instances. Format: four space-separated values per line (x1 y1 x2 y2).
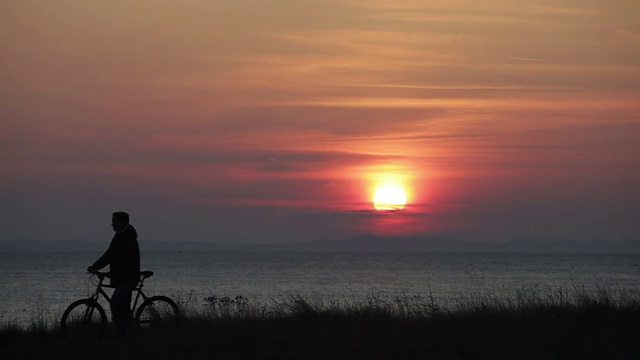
141 270 154 278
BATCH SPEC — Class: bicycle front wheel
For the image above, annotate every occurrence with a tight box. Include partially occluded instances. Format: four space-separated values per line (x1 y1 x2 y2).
135 296 180 328
60 298 107 339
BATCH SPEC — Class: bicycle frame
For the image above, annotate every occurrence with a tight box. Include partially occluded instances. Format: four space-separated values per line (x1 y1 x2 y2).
62 270 178 336
89 272 151 313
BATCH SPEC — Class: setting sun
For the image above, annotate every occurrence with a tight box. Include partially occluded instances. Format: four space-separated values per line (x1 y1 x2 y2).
373 184 407 211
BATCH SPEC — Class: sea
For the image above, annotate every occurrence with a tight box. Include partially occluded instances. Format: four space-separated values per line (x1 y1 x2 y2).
1 251 639 325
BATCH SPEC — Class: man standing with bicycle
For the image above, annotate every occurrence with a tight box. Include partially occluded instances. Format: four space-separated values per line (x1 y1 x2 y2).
87 211 140 332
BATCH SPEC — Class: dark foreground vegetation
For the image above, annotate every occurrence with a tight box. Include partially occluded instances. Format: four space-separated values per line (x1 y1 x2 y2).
2 286 640 360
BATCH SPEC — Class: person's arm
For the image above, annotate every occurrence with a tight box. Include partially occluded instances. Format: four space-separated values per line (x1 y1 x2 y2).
88 240 116 272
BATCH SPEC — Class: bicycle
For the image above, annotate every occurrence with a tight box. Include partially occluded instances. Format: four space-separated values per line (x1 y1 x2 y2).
60 270 179 338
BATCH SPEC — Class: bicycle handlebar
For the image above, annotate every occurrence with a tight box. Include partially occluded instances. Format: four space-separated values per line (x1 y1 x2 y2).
86 270 154 279
87 271 110 278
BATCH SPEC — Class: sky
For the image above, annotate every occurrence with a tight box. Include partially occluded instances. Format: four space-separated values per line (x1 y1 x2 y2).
2 0 639 244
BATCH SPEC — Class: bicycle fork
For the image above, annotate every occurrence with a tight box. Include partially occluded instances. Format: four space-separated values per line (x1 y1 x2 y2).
82 296 100 324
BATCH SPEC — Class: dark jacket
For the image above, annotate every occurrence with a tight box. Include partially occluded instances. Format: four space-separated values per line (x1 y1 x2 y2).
92 224 141 287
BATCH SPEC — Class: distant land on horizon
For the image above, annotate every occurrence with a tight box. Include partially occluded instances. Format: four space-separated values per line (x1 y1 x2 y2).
1 234 639 253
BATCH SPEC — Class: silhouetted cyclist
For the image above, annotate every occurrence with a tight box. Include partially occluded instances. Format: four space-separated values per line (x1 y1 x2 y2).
87 211 140 332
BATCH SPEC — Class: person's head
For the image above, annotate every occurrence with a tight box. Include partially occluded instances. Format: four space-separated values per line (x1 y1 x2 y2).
111 211 130 232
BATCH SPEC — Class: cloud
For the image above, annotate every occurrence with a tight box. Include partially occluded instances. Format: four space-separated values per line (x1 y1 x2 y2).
507 57 547 63
2 0 639 243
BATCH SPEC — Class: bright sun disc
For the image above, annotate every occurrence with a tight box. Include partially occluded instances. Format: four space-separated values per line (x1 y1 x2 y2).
373 184 407 211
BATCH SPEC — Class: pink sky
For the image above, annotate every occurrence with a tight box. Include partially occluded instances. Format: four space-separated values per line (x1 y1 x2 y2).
2 0 639 244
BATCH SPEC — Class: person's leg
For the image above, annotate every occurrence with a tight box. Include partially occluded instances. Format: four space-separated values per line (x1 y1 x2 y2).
111 283 133 332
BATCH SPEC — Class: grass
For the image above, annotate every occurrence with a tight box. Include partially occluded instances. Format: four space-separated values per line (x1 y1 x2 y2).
2 285 640 360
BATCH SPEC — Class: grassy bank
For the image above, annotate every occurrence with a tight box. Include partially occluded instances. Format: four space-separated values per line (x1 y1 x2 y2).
2 286 640 360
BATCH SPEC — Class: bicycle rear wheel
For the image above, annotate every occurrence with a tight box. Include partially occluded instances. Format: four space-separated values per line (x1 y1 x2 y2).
135 296 180 328
60 298 107 339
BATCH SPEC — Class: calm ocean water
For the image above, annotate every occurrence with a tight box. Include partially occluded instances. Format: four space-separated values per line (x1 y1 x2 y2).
1 251 639 324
